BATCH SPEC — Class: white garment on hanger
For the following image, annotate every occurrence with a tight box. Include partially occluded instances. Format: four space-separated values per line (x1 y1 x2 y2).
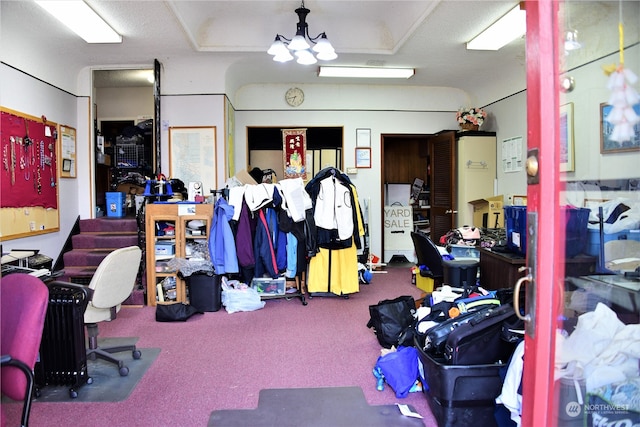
228 186 246 221
244 183 274 212
314 176 353 240
279 178 310 222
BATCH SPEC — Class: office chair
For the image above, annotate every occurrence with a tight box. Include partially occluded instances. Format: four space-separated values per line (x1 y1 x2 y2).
410 231 445 287
1 274 49 427
84 246 142 377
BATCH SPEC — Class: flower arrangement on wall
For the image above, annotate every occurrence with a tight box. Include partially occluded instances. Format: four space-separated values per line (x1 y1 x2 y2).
456 107 487 127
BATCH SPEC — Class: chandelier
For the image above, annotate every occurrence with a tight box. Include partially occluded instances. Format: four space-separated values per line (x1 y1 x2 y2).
267 1 337 65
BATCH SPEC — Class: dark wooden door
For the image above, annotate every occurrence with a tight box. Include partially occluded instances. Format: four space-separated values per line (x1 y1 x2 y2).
429 131 457 242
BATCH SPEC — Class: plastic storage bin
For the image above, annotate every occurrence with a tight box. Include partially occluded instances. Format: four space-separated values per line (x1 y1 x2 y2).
448 244 480 260
415 337 505 427
564 207 590 258
504 206 527 256
586 228 640 257
106 192 126 218
187 273 221 312
504 206 590 257
251 277 286 296
442 258 479 288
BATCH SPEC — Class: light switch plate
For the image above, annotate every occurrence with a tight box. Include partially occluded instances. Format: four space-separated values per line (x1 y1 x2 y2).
346 167 358 174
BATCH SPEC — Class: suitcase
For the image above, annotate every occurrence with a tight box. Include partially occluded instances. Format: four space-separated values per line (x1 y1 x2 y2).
444 303 518 365
35 281 92 398
417 305 493 354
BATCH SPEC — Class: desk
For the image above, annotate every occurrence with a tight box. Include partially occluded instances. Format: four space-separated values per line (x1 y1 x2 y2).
479 248 597 290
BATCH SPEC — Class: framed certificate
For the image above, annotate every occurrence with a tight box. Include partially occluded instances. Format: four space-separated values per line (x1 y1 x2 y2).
355 147 371 168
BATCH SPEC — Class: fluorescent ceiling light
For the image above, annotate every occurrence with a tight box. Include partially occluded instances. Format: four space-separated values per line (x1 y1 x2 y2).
318 67 415 79
36 1 122 43
466 4 526 51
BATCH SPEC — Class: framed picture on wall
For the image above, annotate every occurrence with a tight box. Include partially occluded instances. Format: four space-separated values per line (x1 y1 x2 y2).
355 147 371 168
600 102 640 153
356 128 371 147
560 103 575 172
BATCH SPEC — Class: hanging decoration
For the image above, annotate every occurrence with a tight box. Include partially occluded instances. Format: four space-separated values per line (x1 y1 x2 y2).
282 128 307 179
602 1 640 144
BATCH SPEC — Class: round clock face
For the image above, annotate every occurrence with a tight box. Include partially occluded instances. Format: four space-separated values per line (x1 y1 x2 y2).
285 87 304 107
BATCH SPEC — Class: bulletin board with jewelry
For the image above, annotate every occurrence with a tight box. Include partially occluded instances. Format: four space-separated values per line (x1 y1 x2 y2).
1 107 60 240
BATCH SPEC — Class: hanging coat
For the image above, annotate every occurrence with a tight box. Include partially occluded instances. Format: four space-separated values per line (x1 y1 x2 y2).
209 197 239 274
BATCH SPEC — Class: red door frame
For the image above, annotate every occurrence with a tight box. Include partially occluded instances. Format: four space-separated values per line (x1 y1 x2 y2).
522 1 564 426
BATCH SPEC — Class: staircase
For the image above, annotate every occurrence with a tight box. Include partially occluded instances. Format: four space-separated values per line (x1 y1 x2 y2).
59 216 146 305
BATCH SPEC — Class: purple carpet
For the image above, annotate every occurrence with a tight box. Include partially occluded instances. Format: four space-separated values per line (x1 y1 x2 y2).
3 264 438 427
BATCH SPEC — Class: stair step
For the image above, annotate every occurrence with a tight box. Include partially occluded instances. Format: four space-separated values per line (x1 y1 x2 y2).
63 249 113 268
65 216 144 306
79 217 138 233
72 233 138 249
58 266 97 284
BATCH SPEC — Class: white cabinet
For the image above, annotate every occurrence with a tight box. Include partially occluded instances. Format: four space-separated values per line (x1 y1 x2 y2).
456 134 497 228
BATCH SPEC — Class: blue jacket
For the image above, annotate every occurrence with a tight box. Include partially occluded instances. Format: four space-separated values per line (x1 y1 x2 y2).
253 209 279 278
209 198 239 274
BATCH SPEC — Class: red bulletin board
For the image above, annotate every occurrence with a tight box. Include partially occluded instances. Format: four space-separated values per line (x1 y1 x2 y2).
282 128 307 179
1 107 59 240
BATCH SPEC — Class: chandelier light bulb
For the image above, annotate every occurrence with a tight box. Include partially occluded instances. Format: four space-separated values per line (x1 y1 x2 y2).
316 50 338 61
564 29 581 51
312 34 334 54
288 34 310 51
273 50 294 62
268 37 289 56
295 49 317 65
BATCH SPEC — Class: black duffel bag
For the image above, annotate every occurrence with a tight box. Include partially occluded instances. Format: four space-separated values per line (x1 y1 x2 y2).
367 295 416 348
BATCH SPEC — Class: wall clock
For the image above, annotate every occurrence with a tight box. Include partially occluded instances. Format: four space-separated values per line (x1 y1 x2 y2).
285 87 304 107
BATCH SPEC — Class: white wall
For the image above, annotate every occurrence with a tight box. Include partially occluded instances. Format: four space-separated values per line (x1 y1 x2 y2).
96 87 153 121
160 95 227 190
562 45 640 182
0 64 79 261
487 91 528 201
234 106 453 258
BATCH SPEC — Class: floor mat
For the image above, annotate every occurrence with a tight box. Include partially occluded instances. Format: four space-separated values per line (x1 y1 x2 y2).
208 386 425 427
33 337 160 403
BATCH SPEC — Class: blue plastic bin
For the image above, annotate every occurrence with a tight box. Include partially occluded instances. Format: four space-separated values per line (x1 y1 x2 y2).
504 206 589 257
106 192 126 218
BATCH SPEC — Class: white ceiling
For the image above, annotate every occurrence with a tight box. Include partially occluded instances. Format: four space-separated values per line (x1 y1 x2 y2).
1 1 635 100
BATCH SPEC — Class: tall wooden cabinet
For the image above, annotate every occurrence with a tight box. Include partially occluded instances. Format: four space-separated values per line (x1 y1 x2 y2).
429 130 497 241
145 203 213 306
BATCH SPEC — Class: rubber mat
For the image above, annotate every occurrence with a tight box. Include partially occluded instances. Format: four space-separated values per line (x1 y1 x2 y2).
208 386 425 427
33 337 160 403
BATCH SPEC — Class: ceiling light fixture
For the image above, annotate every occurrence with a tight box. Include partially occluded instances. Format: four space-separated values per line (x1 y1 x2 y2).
318 67 415 79
564 29 582 52
35 0 122 44
563 5 581 53
267 0 336 65
466 4 526 51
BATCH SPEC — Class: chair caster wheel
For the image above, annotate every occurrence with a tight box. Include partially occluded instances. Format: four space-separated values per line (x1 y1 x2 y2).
133 350 142 359
87 377 93 385
119 366 129 376
69 389 78 399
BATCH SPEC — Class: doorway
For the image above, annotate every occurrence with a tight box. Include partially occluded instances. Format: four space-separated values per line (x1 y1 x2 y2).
381 134 430 263
92 68 155 215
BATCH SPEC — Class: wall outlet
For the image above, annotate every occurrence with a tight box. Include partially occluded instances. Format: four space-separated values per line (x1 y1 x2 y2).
29 221 36 231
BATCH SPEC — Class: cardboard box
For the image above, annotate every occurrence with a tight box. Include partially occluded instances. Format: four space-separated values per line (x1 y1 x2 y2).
470 195 504 228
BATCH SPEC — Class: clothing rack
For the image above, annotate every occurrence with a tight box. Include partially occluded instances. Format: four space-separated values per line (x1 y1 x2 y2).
210 188 229 200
